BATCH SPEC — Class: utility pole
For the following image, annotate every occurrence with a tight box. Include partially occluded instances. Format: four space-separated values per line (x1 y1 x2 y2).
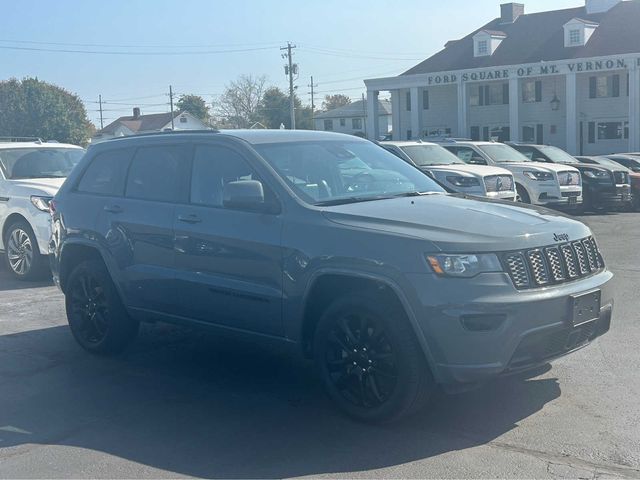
98 94 104 130
169 85 175 129
281 42 297 129
308 76 318 130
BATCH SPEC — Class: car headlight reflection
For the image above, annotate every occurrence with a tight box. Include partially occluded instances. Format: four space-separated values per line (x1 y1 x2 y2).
426 254 503 278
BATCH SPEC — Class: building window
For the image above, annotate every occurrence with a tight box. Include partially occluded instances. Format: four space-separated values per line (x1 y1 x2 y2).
423 89 430 109
522 80 542 103
324 119 333 131
425 127 451 137
407 129 412 140
590 75 620 98
406 91 411 111
339 118 346 127
569 29 581 45
597 122 629 140
477 40 488 56
352 118 362 130
179 116 188 123
490 126 510 142
470 83 509 106
522 126 536 143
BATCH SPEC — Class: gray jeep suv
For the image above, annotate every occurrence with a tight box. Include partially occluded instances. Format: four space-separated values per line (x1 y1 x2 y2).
50 130 614 422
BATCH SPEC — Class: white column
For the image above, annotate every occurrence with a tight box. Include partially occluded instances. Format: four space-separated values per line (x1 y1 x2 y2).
366 90 379 141
566 72 578 155
457 79 467 137
391 90 401 140
410 87 421 139
629 63 640 152
509 76 519 142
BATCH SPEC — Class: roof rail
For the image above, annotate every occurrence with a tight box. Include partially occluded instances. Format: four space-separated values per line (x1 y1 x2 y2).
101 129 221 142
0 136 43 143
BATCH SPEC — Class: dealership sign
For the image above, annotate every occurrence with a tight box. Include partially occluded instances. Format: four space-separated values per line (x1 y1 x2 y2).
424 56 640 85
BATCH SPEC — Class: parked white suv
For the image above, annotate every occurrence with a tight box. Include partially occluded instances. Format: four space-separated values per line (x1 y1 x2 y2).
0 139 84 279
440 141 582 209
380 141 516 201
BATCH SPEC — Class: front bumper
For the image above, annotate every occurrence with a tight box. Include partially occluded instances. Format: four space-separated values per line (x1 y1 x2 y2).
588 184 632 208
406 269 613 385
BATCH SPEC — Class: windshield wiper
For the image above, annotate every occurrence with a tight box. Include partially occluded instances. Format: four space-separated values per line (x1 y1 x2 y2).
315 192 432 206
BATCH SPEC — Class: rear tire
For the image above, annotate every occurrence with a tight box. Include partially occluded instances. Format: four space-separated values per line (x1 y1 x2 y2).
66 259 138 355
3 220 48 281
313 292 434 423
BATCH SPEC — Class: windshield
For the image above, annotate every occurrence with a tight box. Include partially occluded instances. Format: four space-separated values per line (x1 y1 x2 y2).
479 144 531 163
254 140 445 205
595 157 629 169
0 148 84 179
538 146 579 164
400 145 464 166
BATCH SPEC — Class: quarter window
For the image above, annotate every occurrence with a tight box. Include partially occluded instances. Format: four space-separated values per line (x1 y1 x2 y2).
125 145 185 202
77 149 133 196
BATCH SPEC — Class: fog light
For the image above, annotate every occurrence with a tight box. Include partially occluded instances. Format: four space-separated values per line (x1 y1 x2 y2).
460 314 506 332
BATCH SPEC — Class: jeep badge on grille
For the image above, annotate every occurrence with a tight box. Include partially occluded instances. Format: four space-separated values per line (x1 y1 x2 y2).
554 233 570 242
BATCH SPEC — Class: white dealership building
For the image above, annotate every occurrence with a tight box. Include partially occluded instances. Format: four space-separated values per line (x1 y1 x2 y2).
365 0 640 155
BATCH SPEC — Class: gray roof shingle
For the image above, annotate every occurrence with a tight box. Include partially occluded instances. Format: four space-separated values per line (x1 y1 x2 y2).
99 112 178 135
403 1 640 76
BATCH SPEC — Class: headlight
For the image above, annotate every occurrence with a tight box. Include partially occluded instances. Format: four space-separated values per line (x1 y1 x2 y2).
446 176 480 187
426 254 503 278
523 171 554 181
30 195 53 212
583 169 610 179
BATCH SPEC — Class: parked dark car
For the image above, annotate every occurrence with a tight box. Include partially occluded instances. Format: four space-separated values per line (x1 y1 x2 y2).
508 143 632 212
50 130 614 422
603 154 640 173
579 156 640 212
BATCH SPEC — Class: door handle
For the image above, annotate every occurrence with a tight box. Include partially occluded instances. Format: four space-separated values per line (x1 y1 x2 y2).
104 204 123 214
178 214 202 224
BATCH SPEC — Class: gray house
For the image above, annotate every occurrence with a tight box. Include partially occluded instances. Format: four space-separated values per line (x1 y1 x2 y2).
314 99 392 138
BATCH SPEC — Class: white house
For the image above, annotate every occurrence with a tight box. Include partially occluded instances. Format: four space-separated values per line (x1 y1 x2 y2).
314 99 392 138
365 0 640 155
92 108 210 143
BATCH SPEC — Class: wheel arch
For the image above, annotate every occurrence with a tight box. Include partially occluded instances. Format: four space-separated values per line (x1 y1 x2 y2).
58 241 119 296
299 270 439 379
2 213 32 245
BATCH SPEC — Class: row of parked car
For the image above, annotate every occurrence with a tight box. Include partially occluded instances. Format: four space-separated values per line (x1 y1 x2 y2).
380 139 638 213
0 131 620 422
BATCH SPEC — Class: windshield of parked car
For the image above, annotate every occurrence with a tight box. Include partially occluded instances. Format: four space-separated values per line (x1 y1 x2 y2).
479 144 531 163
595 157 630 169
537 146 580 164
0 148 84 179
254 140 446 206
400 145 464 166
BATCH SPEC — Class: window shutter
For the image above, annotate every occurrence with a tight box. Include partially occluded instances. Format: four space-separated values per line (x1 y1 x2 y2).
612 74 620 98
589 77 597 99
482 127 489 141
470 126 480 141
423 89 430 110
503 83 510 104
535 81 542 102
588 122 596 144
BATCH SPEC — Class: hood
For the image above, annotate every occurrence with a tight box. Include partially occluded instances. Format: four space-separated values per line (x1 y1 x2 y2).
574 163 616 174
321 194 591 252
497 162 579 174
423 164 512 177
9 177 65 196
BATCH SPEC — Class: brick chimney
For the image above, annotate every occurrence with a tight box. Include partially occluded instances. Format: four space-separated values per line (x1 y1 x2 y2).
500 3 524 23
132 107 141 119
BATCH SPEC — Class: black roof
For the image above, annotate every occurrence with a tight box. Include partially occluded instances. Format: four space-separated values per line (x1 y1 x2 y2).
403 1 640 75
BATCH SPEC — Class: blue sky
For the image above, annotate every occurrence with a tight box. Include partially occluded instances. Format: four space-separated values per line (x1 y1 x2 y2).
1 0 581 126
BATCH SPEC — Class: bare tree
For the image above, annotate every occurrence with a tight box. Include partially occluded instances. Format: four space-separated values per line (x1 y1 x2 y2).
213 74 267 128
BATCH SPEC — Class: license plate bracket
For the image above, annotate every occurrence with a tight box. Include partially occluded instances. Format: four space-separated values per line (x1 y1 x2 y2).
568 196 577 204
570 290 601 326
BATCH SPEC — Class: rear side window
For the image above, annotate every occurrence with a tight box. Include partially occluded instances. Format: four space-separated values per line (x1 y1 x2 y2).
125 145 187 202
190 145 260 207
77 148 133 196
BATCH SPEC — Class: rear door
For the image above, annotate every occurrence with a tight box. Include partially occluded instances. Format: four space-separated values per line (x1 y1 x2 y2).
173 141 284 336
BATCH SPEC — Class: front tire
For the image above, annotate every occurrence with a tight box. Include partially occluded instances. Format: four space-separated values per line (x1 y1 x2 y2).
515 184 531 204
3 220 47 281
313 292 434 423
66 259 139 354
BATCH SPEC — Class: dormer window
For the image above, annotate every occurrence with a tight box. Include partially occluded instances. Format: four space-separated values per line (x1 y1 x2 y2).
473 30 506 57
563 18 598 47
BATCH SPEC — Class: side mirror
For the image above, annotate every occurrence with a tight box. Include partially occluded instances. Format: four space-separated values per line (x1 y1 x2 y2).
223 180 269 212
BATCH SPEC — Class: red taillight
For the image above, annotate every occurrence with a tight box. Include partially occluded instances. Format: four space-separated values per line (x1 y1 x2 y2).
49 199 57 215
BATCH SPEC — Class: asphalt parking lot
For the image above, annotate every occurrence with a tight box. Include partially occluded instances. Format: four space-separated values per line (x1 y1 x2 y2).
0 213 639 479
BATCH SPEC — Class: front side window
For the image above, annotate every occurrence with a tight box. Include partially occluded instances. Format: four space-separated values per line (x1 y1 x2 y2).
125 145 185 202
254 140 445 205
190 145 261 207
0 148 84 180
77 148 133 196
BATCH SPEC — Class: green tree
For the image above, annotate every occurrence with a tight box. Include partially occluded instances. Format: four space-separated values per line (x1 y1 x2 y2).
176 94 210 121
258 86 314 130
0 77 93 145
322 94 351 111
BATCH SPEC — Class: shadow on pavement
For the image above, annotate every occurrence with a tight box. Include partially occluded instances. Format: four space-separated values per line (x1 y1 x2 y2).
0 268 54 292
0 323 561 478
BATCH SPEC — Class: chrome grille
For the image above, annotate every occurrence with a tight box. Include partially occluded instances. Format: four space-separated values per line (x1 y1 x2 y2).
502 236 605 290
484 175 514 192
558 171 581 186
614 171 629 185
